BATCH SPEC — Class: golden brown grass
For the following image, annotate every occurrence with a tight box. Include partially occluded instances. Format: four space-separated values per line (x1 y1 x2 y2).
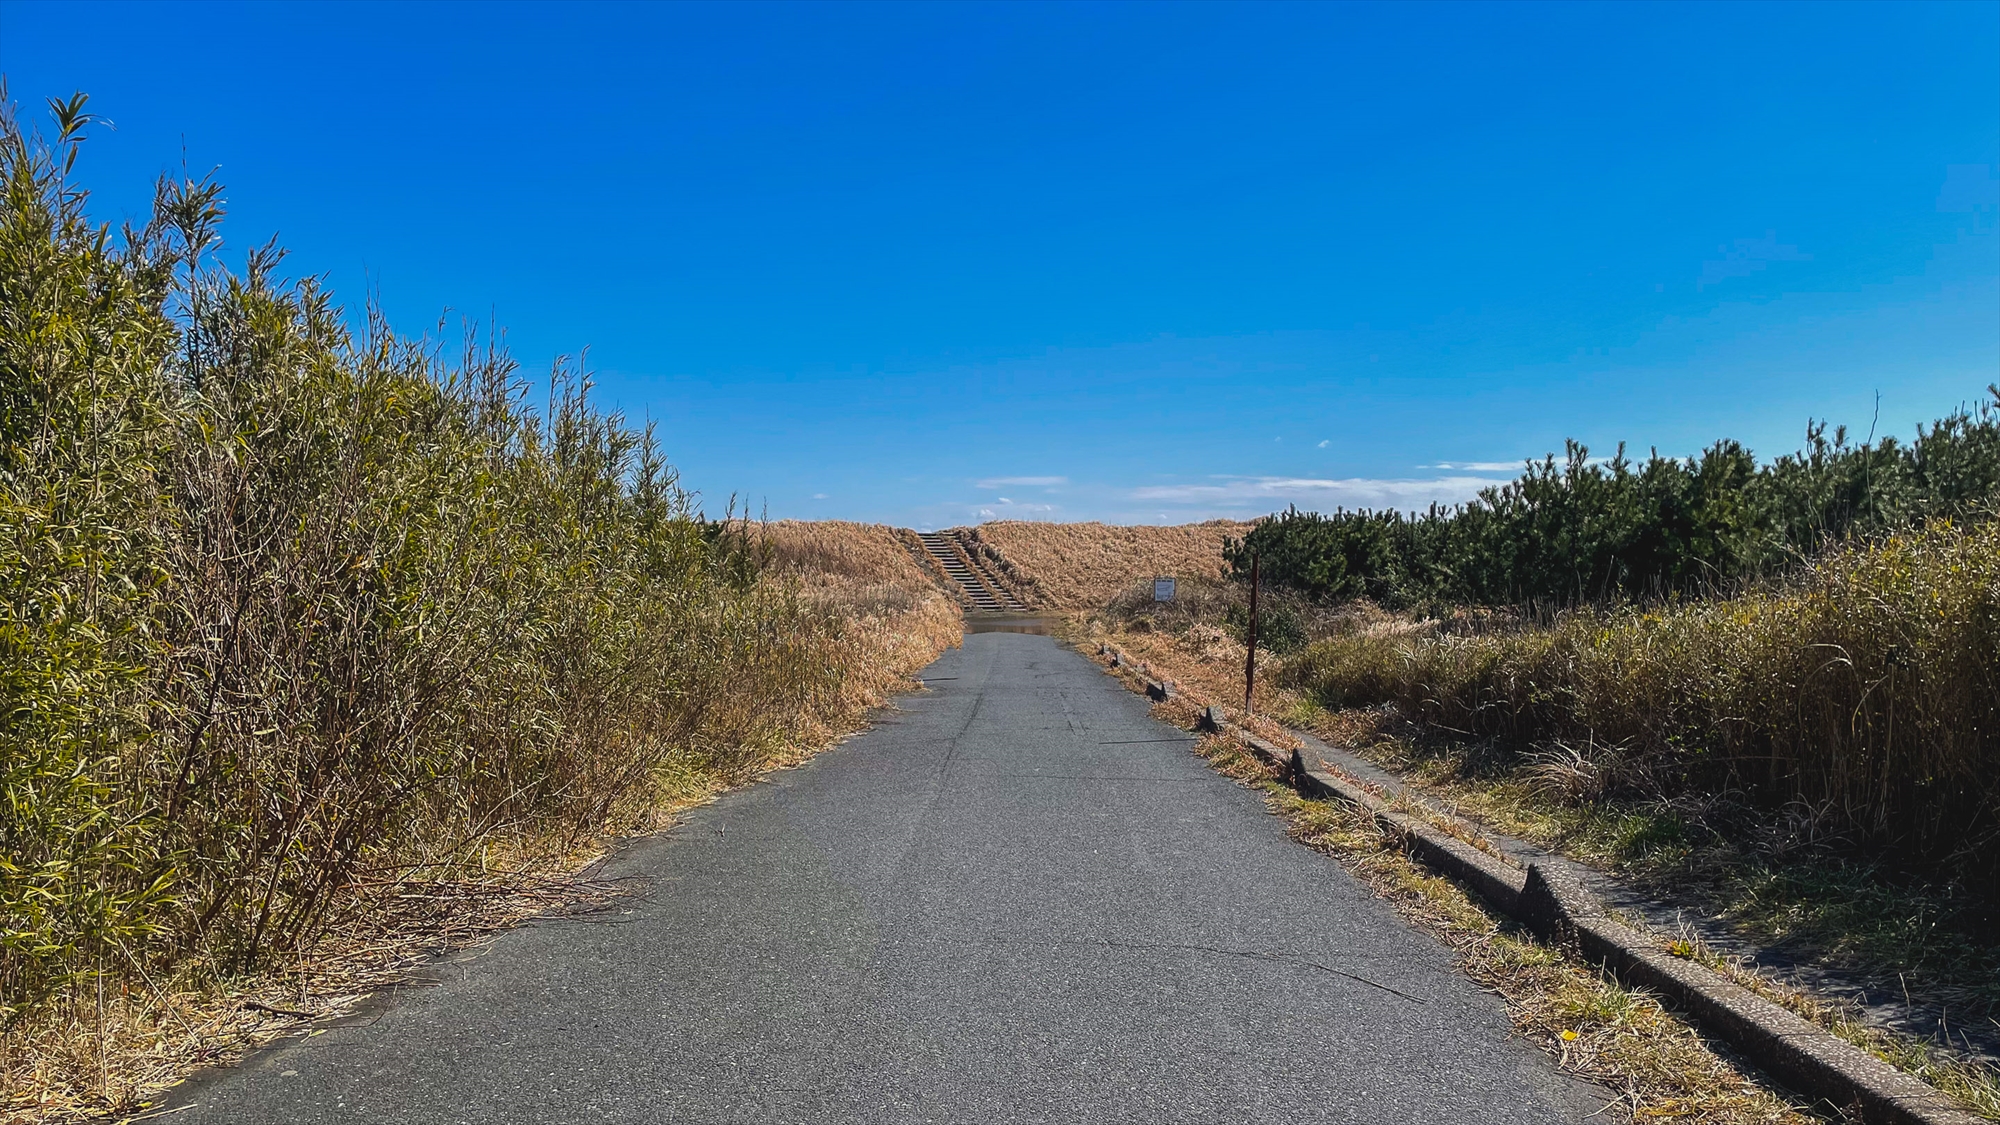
1280 519 2000 887
971 520 1251 609
1075 632 1810 1121
753 519 965 757
1065 605 1303 725
1074 621 1999 1119
762 520 942 591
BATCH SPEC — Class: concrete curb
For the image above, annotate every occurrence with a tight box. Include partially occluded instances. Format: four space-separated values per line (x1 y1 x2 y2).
1236 725 1981 1125
1096 643 1177 701
1517 866 1981 1125
1090 647 1980 1124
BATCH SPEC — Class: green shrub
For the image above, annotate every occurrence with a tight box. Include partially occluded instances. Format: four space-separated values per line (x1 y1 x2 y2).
0 95 865 1013
1228 400 2000 608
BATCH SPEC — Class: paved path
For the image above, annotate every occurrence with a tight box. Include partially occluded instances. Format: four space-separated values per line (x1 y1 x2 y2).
173 633 1608 1123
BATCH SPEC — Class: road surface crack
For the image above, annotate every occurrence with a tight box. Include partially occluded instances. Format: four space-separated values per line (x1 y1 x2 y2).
969 936 1430 1004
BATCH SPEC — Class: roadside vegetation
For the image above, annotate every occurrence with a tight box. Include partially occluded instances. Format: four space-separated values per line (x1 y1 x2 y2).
1275 517 2000 1050
1281 516 1998 892
1225 401 1999 608
1047 396 1999 1113
0 95 957 1120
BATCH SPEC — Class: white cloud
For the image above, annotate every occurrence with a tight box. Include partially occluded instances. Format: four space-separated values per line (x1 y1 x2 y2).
965 494 1061 521
1129 475 1498 511
810 492 829 500
974 475 1067 489
1316 440 1329 448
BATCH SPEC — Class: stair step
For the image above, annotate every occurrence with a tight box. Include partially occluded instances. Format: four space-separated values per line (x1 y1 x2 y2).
914 531 1024 612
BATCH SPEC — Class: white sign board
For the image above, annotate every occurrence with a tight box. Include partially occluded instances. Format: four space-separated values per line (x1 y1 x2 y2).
1153 576 1176 602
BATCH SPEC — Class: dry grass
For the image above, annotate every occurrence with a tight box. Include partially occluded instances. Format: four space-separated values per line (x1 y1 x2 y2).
766 525 965 748
971 520 1251 609
1066 613 1299 730
2 528 960 1124
1074 623 1999 1118
2 854 627 1125
1279 519 2000 889
1188 731 1815 1123
763 520 941 591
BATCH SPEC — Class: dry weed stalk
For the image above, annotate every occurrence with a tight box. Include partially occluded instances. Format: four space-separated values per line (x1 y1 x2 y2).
1280 519 2000 893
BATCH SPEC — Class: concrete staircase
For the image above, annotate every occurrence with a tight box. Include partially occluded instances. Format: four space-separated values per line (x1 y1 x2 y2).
916 531 1026 613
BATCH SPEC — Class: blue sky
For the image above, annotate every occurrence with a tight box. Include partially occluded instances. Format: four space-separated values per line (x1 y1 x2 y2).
5 1 1996 526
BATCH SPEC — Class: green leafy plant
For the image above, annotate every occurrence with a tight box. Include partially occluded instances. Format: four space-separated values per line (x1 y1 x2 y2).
0 90 918 1028
1227 404 2000 609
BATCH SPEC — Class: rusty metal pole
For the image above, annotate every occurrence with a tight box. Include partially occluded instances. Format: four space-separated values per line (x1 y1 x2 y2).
1244 552 1259 714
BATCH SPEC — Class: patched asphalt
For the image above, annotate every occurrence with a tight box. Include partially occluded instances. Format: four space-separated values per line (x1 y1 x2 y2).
169 632 1612 1123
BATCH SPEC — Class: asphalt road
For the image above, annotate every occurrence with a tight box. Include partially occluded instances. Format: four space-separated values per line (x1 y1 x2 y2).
172 633 1609 1124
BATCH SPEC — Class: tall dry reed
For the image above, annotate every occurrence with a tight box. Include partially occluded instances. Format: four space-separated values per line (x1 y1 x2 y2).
1282 519 2000 891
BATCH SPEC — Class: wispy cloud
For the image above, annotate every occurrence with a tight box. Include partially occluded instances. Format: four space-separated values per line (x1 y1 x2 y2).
1317 439 1329 448
964 494 1061 521
1129 475 1498 510
810 492 829 500
975 475 1067 489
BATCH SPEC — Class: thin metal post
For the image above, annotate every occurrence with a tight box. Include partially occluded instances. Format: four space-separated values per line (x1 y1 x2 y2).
1244 552 1259 714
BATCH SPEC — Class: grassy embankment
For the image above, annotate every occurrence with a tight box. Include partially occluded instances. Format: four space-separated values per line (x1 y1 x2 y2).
0 97 957 1121
968 520 1250 609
